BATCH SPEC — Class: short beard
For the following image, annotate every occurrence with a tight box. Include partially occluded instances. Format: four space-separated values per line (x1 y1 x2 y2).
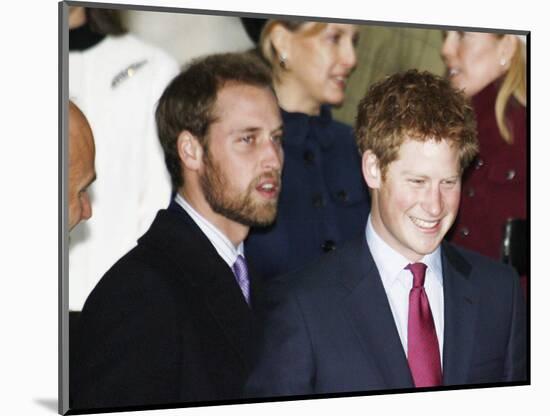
199 149 280 228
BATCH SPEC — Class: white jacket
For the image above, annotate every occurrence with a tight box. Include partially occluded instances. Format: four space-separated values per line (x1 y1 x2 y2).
69 34 179 310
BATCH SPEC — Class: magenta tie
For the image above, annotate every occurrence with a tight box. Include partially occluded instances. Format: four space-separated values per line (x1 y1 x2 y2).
406 262 442 387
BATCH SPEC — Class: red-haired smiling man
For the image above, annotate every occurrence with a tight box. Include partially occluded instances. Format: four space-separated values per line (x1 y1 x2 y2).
247 70 526 396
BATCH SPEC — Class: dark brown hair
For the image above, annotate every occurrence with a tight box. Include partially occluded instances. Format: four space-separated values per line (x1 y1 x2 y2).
355 69 479 177
86 8 126 36
155 52 274 190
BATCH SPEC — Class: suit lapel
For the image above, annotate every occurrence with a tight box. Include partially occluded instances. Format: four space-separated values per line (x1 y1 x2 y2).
199 253 257 368
337 237 479 388
340 238 414 389
139 203 256 368
441 242 479 386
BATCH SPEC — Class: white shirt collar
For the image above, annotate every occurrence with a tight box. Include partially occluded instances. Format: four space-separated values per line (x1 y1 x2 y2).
366 215 442 287
175 193 244 269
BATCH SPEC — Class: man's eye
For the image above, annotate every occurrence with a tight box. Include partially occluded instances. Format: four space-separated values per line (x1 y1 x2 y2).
272 134 283 145
240 136 254 144
408 179 425 185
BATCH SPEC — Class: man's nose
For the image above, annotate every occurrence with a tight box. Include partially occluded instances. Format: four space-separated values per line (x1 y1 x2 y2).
261 139 283 172
422 186 443 217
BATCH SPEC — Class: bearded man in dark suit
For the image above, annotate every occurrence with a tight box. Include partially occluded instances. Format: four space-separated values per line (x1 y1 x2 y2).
71 52 284 410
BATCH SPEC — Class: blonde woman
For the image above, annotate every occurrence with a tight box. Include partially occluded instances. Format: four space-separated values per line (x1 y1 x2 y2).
242 19 371 280
441 31 526 279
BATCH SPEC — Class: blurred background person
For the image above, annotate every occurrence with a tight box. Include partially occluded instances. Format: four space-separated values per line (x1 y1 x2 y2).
68 7 179 311
441 31 527 289
241 19 370 280
124 10 252 66
68 101 95 232
333 25 445 125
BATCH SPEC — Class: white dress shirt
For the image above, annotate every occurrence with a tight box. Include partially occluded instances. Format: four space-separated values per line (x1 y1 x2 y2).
366 216 444 366
175 193 244 269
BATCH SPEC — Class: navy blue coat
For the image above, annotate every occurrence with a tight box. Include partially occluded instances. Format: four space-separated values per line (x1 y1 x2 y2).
245 106 370 280
246 238 527 397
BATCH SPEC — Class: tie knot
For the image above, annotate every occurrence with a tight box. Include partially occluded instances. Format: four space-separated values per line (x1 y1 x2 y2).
406 262 427 288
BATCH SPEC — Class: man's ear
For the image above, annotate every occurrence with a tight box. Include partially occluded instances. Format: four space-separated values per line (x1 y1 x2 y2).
362 150 382 189
177 131 203 171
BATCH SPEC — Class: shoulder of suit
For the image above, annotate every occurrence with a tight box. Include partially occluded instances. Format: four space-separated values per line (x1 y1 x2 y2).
82 210 186 286
81 243 180 317
104 241 173 285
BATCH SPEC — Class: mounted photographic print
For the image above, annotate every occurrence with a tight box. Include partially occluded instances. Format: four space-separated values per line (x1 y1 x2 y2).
60 1 529 414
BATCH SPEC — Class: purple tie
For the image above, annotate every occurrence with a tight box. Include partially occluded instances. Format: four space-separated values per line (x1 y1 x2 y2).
232 255 250 306
406 262 442 387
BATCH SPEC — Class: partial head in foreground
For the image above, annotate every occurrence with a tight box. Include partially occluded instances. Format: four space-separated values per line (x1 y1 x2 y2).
68 101 96 231
355 70 478 261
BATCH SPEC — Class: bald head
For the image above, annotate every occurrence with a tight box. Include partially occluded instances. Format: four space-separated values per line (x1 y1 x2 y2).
68 6 86 29
68 101 96 231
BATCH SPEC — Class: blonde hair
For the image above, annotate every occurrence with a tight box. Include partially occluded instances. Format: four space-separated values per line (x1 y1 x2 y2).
495 37 526 144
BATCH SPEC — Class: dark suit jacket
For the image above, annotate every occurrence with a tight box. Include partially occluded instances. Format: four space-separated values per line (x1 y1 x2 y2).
246 237 527 397
71 202 261 410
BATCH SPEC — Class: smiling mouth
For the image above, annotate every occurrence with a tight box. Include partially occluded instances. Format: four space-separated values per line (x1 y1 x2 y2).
332 75 348 88
409 216 440 230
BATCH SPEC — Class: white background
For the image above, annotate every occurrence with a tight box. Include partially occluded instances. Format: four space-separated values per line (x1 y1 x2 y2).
1 0 546 415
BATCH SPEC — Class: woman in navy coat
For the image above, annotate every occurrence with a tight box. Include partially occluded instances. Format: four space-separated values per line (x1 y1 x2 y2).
242 19 370 280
